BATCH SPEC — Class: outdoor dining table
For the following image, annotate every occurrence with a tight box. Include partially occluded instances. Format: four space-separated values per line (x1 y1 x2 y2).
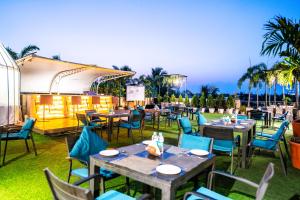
91 112 130 141
200 119 256 169
89 143 216 200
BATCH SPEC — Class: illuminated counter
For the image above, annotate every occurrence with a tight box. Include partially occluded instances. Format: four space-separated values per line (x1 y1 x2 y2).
23 94 113 120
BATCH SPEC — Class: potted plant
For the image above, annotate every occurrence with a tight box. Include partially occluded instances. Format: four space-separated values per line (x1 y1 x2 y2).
216 94 225 114
184 95 190 107
226 95 235 114
199 92 206 112
207 95 215 113
178 94 183 103
163 93 170 103
289 137 300 170
240 105 246 114
191 95 199 107
170 94 176 103
292 119 300 137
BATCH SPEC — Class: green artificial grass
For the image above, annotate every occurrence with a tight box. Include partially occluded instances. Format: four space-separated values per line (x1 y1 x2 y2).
0 113 299 200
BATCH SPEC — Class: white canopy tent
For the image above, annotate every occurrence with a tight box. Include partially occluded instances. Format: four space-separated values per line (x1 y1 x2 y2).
0 43 20 126
17 55 135 94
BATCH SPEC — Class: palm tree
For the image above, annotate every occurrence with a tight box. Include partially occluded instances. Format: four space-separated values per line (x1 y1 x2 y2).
261 15 300 107
252 63 267 107
265 70 276 105
261 15 300 59
238 67 255 107
147 67 167 97
5 45 40 60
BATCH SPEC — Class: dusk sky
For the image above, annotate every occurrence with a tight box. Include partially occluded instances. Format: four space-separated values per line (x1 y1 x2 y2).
1 0 300 94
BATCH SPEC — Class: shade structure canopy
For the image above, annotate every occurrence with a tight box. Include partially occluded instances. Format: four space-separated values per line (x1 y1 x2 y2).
0 43 20 126
17 55 135 95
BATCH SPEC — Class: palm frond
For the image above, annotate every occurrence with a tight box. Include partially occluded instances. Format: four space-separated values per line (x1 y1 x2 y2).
20 45 40 58
5 47 18 60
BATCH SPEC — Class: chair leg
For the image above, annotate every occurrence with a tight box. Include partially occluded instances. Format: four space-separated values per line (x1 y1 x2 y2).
140 128 144 140
67 160 73 183
31 135 37 156
117 127 120 144
282 136 290 160
25 139 30 152
100 177 105 193
126 177 130 195
230 150 234 174
278 145 287 176
130 129 134 143
2 140 8 166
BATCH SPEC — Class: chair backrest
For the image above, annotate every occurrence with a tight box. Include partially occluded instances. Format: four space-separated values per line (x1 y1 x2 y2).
178 117 193 134
19 118 36 138
250 111 265 120
130 110 141 127
281 111 288 119
237 115 248 120
44 168 93 200
271 120 290 141
76 113 89 126
203 126 234 141
196 113 207 125
178 134 213 153
255 163 275 200
65 134 80 154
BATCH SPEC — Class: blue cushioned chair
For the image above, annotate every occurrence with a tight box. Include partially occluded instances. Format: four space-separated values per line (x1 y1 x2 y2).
76 113 105 137
167 106 183 127
0 118 37 166
237 114 248 120
117 110 143 143
203 126 240 174
250 120 289 175
196 113 207 131
179 133 213 153
44 168 151 200
177 117 199 142
184 163 274 200
272 111 288 129
66 127 121 192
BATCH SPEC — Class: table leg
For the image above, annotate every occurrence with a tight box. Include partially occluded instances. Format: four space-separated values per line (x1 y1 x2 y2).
241 130 249 168
157 114 160 130
89 160 100 198
162 186 175 200
108 118 113 142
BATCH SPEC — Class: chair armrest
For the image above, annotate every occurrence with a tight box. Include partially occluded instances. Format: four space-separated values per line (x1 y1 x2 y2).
209 170 259 188
137 194 153 200
73 174 102 186
183 191 214 200
66 156 88 165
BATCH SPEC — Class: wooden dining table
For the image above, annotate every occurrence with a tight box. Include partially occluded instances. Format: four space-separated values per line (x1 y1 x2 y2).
89 143 216 200
92 112 130 141
200 119 256 168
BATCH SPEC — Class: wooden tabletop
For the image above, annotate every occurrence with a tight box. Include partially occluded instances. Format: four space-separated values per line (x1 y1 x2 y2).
202 119 256 132
90 143 215 200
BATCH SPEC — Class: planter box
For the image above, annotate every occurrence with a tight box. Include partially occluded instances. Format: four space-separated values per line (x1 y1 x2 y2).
289 137 300 170
292 119 300 137
218 108 224 114
201 108 206 113
209 108 215 113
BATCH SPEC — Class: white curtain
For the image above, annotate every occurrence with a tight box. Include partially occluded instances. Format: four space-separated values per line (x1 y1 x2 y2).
0 43 20 126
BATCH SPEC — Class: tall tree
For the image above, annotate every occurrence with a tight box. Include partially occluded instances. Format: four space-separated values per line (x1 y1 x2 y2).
252 63 267 107
146 67 167 97
5 45 40 60
238 66 258 107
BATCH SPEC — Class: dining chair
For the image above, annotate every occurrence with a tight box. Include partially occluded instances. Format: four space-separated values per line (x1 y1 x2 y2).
65 126 125 193
237 114 248 120
178 133 213 153
249 110 266 131
184 163 274 200
167 106 183 127
76 113 105 137
272 111 288 129
117 110 143 143
44 168 151 200
250 120 289 175
190 108 200 120
177 117 199 142
195 112 207 131
85 109 106 124
203 126 240 174
0 118 37 166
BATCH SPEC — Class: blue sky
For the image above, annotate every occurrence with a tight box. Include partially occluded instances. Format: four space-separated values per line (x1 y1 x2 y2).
1 0 300 94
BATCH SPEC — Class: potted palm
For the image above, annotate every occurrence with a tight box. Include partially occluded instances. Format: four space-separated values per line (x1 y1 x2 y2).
184 95 190 107
216 94 225 114
178 94 183 104
199 93 206 113
207 95 216 113
191 95 199 108
226 95 235 114
170 94 176 103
